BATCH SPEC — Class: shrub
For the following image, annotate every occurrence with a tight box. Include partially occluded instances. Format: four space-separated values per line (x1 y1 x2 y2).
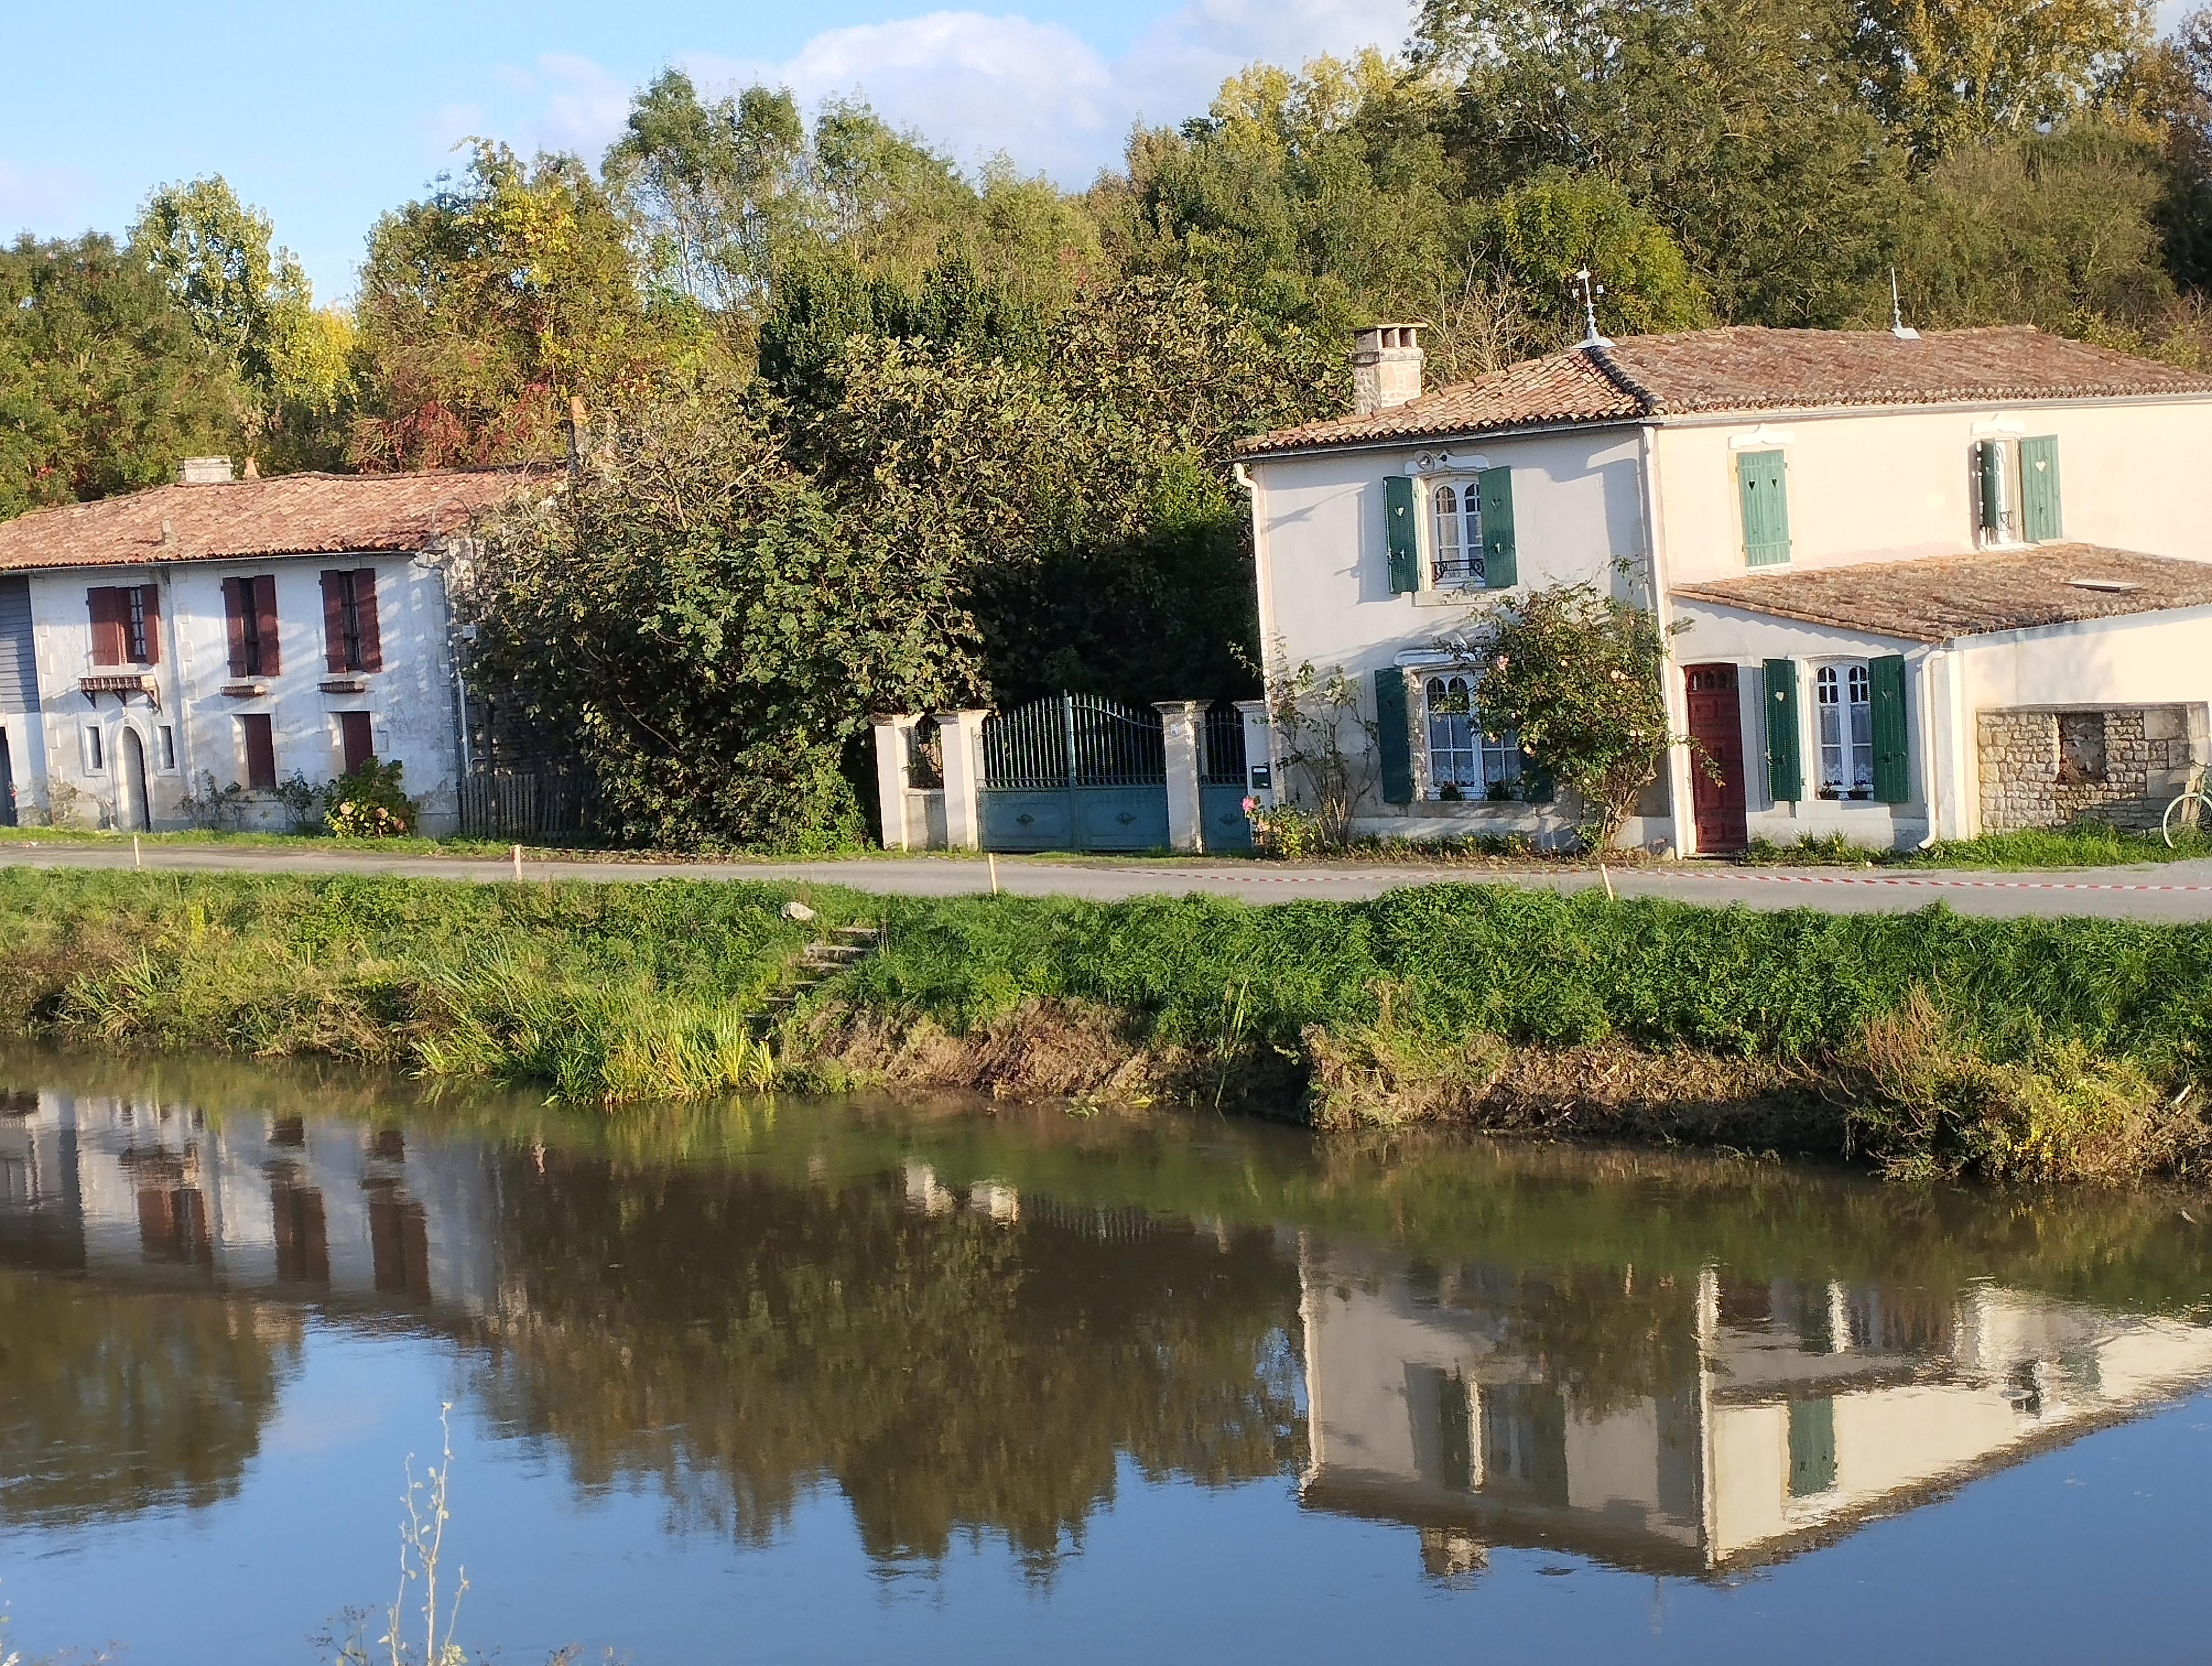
326 759 417 839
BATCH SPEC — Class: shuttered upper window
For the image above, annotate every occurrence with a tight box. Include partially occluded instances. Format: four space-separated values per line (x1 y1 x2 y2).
320 569 383 673
87 585 160 667
1737 450 1791 567
1973 435 2062 546
224 576 281 678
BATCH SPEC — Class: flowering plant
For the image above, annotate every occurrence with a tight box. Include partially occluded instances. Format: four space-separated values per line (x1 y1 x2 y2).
1248 800 1327 860
326 757 417 839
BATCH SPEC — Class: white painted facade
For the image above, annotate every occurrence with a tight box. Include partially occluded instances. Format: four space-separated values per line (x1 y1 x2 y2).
6 549 466 836
1244 343 2212 853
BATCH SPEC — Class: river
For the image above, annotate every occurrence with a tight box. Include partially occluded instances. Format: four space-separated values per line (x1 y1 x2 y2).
3 1050 2210 1663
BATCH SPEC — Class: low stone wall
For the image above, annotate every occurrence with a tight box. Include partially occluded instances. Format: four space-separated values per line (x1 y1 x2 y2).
1977 705 2207 833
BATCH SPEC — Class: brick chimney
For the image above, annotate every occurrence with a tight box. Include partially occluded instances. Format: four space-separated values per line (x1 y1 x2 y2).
1351 324 1425 418
177 456 234 485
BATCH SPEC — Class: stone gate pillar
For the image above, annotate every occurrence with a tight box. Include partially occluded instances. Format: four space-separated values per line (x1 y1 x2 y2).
871 714 919 850
935 709 991 851
1154 701 1205 853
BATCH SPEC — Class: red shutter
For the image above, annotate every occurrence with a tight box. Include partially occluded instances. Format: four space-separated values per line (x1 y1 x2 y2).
241 714 276 790
87 588 123 667
321 572 346 671
224 579 249 676
252 575 281 676
138 585 161 665
339 710 374 775
353 569 382 672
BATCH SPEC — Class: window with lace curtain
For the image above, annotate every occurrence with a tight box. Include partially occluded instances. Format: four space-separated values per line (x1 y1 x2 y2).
1423 674 1521 799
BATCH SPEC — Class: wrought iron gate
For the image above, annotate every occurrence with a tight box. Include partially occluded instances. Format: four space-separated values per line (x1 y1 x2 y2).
1199 700 1253 853
979 693 1169 851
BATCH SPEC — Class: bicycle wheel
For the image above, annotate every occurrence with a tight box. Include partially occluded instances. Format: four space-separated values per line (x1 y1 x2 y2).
2163 791 2212 848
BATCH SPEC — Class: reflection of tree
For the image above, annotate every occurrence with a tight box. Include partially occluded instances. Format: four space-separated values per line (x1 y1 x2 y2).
0 1272 298 1526
470 1156 1303 1571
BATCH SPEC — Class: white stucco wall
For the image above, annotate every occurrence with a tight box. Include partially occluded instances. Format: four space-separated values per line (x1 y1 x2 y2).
1248 425 1649 838
20 551 463 835
1652 397 2212 586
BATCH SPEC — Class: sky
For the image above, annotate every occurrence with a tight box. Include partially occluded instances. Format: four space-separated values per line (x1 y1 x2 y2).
0 0 1417 303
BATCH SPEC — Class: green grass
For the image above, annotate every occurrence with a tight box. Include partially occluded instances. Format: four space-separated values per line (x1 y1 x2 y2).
4 866 2210 1178
1739 823 2212 870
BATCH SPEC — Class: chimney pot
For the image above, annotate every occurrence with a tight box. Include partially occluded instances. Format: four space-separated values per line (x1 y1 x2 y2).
1351 324 1426 418
178 456 233 485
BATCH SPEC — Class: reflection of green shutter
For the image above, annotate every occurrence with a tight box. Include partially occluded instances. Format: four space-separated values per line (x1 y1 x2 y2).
1977 440 2004 532
1870 653 1909 803
2021 435 2062 542
1739 450 1791 567
1375 668 1413 804
1789 1397 1837 1497
1764 658 1801 802
1477 467 1517 588
1385 475 1418 593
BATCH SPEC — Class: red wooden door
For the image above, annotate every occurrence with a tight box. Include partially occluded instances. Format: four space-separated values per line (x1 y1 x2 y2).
1684 663 1748 853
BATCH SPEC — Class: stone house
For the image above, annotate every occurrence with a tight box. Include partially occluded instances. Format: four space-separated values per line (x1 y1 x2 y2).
1236 322 2212 851
0 458 527 835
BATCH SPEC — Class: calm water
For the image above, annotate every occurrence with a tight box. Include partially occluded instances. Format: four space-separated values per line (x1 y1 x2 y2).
5 1053 2212 1663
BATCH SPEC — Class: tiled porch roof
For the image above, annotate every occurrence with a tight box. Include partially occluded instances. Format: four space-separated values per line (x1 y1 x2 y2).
1672 547 2212 642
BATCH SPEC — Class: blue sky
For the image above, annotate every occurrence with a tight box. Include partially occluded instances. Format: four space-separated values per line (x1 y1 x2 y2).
0 0 1415 303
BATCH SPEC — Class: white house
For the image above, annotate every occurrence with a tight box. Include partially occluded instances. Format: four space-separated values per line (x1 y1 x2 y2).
1237 322 2212 851
0 458 528 836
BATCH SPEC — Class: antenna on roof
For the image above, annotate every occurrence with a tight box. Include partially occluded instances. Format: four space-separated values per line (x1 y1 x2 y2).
1573 267 1613 349
1890 268 1920 341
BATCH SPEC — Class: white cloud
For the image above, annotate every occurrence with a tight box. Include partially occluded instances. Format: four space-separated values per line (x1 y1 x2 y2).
493 0 1416 185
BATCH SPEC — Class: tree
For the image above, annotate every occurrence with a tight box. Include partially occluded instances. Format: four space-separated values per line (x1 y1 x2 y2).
351 141 718 471
130 174 354 470
463 379 982 848
0 233 244 519
1852 0 2155 160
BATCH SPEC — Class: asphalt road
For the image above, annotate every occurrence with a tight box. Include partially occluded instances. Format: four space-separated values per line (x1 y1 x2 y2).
10 839 2212 921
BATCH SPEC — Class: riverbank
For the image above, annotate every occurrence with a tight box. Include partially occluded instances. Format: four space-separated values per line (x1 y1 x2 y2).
4 866 2209 1183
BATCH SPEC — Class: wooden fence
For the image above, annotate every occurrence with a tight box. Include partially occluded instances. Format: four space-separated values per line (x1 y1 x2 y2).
458 772 596 840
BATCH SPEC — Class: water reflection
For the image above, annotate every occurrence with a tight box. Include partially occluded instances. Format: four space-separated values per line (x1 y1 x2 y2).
3 1053 2211 1602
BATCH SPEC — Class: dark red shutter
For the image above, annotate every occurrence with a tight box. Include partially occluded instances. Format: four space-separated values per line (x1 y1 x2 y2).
241 714 276 790
339 711 374 775
138 585 161 665
87 588 123 667
353 569 382 672
321 572 346 671
252 575 281 676
224 579 249 676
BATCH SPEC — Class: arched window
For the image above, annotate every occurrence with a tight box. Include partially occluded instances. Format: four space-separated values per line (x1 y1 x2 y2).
1423 674 1522 799
1815 662 1873 799
1431 480 1483 586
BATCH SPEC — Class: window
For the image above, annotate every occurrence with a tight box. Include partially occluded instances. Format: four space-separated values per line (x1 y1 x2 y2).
224 576 281 677
1737 449 1791 567
157 725 176 772
80 725 104 774
86 585 159 666
1431 480 1483 586
1423 674 1522 799
1973 435 2063 546
320 568 383 673
239 713 276 790
1815 662 1874 800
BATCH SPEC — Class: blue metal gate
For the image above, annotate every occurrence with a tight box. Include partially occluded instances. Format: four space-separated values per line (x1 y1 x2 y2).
1199 700 1253 853
980 694 1169 851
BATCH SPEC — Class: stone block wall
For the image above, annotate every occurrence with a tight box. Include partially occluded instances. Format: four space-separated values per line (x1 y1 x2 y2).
1977 704 2208 833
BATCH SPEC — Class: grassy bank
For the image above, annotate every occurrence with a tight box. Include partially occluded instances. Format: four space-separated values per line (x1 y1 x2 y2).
3 867 2210 1183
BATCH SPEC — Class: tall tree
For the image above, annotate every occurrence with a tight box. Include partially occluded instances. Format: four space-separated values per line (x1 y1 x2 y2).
0 233 243 518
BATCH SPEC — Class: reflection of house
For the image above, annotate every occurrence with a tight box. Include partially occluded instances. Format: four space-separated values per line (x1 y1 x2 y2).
1298 1238 2212 1575
0 1088 496 1314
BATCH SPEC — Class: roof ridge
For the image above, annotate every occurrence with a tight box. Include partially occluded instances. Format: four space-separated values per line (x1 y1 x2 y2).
1577 342 1662 415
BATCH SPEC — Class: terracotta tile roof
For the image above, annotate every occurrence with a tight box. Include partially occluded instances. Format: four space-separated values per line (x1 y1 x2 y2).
1673 546 2212 642
0 467 541 574
1237 326 2212 456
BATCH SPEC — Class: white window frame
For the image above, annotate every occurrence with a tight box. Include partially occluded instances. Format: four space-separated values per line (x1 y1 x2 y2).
157 724 178 773
1427 476 1486 590
1422 672 1522 800
1973 435 2025 549
1814 660 1875 802
80 724 105 775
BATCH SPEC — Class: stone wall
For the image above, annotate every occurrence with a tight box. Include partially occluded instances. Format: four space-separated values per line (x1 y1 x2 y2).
1977 705 2208 833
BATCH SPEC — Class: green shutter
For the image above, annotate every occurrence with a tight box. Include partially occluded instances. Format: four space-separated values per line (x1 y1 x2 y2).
1764 658 1802 802
1385 475 1418 594
1477 467 1517 588
1976 440 2004 533
1788 1398 1837 1498
2021 435 2062 542
1374 668 1413 804
1739 450 1791 567
1870 653 1909 803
